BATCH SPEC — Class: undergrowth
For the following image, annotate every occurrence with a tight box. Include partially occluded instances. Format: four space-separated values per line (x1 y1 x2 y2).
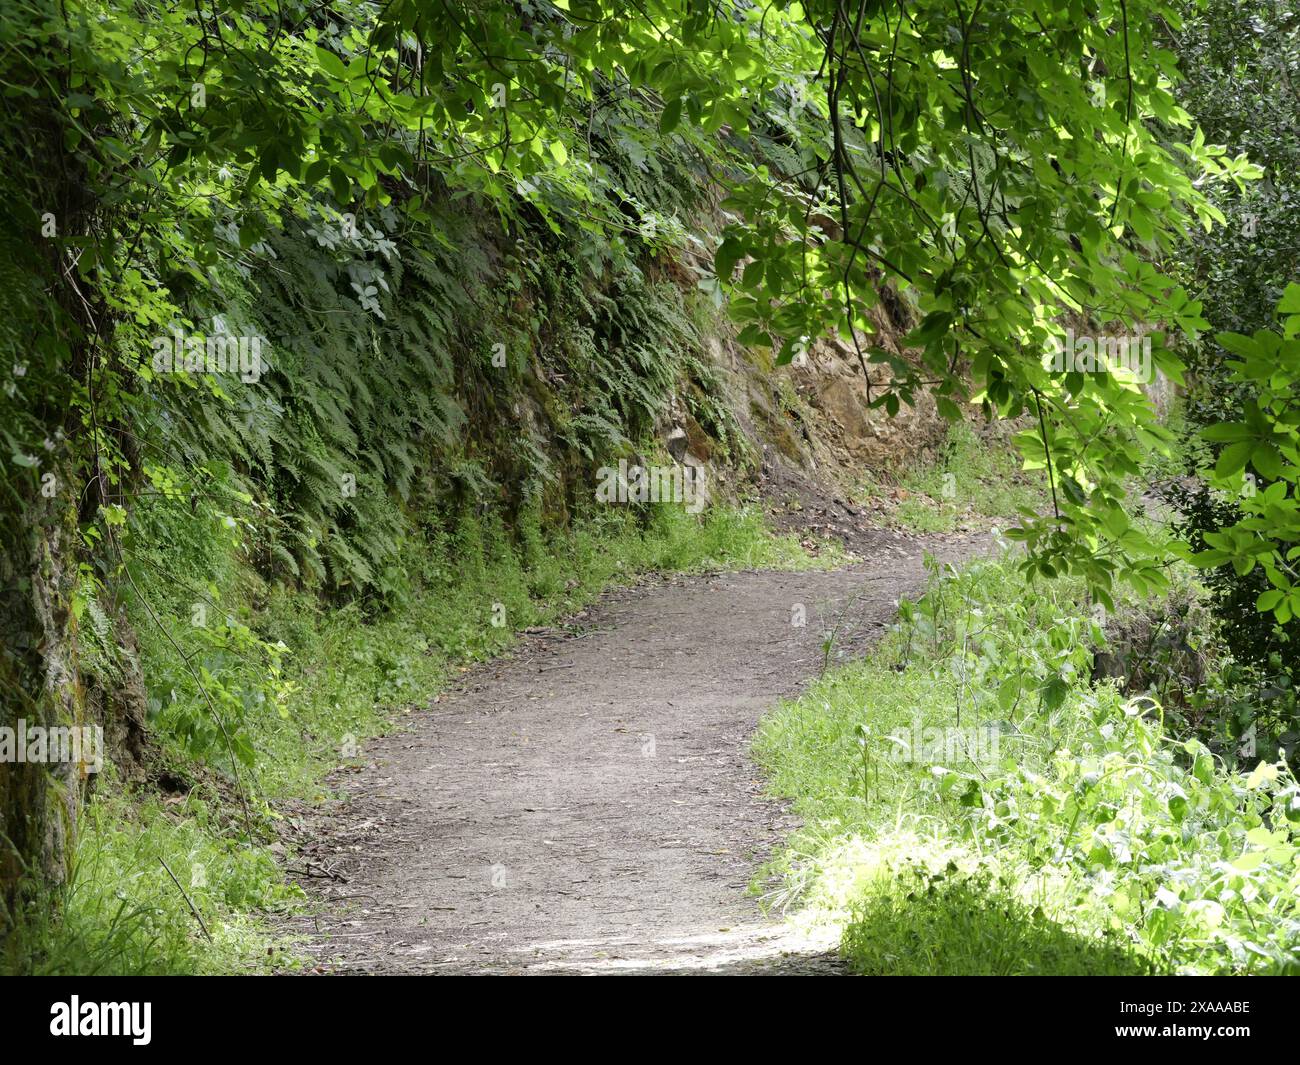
3 781 292 976
754 552 1300 975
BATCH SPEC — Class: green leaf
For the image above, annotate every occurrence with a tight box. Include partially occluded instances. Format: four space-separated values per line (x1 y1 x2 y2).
1167 794 1188 822
936 396 962 421
1257 589 1285 612
1215 441 1252 480
659 97 682 133
315 46 348 80
1277 283 1300 315
1200 421 1251 443
329 168 351 204
1252 445 1283 480
713 237 744 282
1230 851 1267 872
1215 332 1262 360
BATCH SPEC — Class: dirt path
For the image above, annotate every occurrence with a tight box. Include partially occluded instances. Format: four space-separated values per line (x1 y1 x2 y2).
288 530 989 974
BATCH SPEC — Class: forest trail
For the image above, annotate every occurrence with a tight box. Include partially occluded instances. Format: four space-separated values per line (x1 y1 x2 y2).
289 530 990 974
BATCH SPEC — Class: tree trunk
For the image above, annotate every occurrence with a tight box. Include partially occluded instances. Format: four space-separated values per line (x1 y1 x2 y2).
0 464 87 925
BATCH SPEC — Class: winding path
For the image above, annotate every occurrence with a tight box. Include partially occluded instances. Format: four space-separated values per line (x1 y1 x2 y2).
290 531 986 974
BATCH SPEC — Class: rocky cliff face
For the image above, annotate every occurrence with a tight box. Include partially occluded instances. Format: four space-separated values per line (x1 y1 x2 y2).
644 277 949 526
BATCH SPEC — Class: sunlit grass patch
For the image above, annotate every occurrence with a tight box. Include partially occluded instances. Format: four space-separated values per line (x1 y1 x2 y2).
754 551 1300 975
842 853 1156 976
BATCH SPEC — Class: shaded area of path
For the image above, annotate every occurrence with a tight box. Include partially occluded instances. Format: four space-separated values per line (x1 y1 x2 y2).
287 530 989 974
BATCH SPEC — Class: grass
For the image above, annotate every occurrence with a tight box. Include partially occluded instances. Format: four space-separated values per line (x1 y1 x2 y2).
842 861 1154 976
753 555 1088 872
7 501 837 974
4 782 295 975
752 550 1300 975
856 421 1043 533
750 552 1164 974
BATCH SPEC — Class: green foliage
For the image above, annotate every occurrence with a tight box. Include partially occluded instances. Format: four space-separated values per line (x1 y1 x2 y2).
715 0 1250 603
973 692 1300 975
1161 0 1300 676
1172 0 1300 346
1189 286 1300 623
755 554 1300 975
1095 575 1300 766
0 0 1265 619
3 785 293 976
842 861 1155 976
